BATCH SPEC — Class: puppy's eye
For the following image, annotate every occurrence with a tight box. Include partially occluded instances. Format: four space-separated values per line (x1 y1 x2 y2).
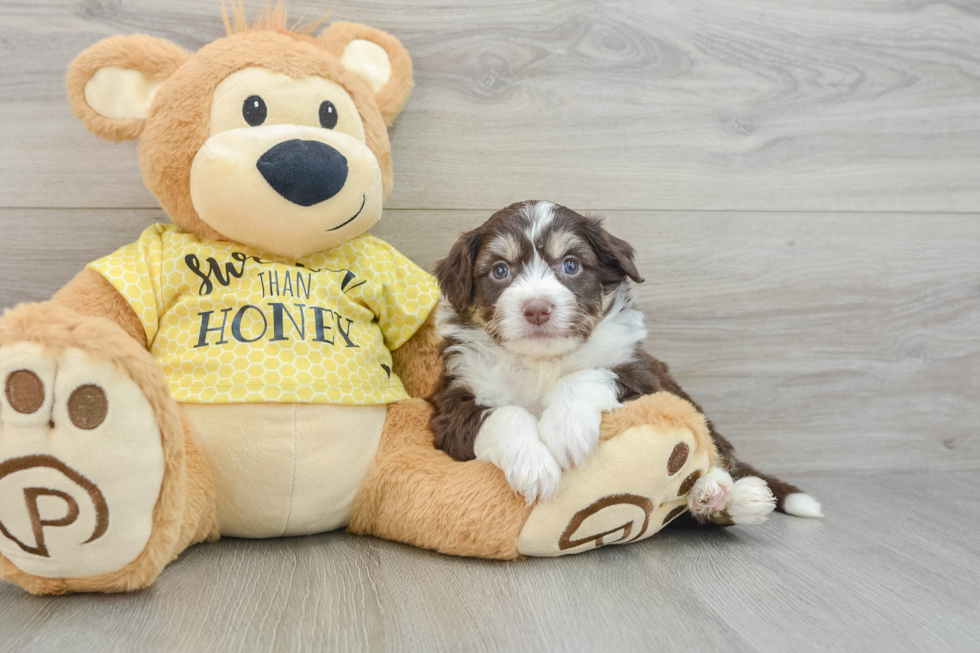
243 95 267 126
492 263 510 280
319 100 338 129
562 259 581 275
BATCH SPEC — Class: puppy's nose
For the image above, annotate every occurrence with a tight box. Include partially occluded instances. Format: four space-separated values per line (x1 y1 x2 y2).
522 299 553 326
257 139 348 206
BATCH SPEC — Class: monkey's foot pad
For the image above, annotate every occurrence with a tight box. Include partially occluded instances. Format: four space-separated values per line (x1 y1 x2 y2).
0 343 164 579
517 394 712 557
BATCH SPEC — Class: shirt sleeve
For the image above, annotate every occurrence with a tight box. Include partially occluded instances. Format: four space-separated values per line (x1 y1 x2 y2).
86 225 165 345
367 237 441 351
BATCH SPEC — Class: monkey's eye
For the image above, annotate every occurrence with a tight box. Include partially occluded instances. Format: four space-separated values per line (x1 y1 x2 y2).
319 100 338 129
492 263 510 280
242 95 267 126
562 259 581 275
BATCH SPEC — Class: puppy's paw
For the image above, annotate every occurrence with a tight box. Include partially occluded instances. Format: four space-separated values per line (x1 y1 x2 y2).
503 440 563 505
474 405 562 504
538 402 601 470
688 466 733 515
728 476 776 525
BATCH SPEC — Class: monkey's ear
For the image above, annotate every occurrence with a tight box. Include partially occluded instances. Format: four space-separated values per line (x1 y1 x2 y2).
66 34 190 142
319 22 414 125
434 228 484 311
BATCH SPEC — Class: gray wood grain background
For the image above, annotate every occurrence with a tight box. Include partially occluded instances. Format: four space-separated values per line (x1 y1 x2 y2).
0 0 978 651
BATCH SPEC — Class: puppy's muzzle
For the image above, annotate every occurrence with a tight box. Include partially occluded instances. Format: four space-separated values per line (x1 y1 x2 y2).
523 298 554 326
257 139 349 207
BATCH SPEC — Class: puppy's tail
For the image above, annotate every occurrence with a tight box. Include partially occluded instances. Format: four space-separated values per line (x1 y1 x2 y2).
729 460 823 519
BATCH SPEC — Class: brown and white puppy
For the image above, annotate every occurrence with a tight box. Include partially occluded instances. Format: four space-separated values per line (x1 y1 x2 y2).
430 201 823 524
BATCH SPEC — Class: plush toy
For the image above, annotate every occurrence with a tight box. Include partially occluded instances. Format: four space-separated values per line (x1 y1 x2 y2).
0 10 718 595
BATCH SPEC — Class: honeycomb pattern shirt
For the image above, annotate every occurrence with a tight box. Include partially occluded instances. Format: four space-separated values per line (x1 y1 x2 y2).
88 224 440 405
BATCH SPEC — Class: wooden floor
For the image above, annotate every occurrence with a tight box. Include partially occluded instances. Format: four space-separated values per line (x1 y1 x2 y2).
2 472 979 653
1 0 978 651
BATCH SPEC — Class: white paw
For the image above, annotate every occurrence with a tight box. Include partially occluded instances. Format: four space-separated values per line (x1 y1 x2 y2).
783 492 823 518
474 405 562 504
0 343 164 579
537 402 601 470
688 467 733 515
502 439 562 505
728 476 776 525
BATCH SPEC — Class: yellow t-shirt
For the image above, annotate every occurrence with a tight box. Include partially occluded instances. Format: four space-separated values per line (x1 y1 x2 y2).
88 224 440 405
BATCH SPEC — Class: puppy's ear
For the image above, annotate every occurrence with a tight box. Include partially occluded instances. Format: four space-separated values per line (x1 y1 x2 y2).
435 228 484 310
583 217 644 285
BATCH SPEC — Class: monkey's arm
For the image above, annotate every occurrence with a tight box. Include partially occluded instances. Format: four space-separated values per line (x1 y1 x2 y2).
390 308 440 399
51 269 147 347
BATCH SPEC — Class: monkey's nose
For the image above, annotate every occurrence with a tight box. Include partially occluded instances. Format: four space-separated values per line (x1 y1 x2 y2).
257 139 348 206
522 299 554 326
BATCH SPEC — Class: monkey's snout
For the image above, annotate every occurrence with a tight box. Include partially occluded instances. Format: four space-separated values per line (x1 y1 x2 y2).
256 139 348 207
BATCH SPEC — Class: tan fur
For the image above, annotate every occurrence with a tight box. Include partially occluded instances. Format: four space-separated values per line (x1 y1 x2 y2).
3 15 709 595
138 31 394 243
67 27 408 244
600 392 719 467
52 269 147 346
350 392 715 561
349 399 533 560
390 309 442 399
486 233 522 262
175 415 221 554
545 230 585 261
220 0 328 37
0 303 218 594
319 22 415 126
66 34 191 142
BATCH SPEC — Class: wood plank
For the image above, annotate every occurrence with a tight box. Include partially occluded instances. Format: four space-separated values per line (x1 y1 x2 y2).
0 208 977 474
1 471 978 652
370 471 980 653
2 0 980 211
0 533 387 653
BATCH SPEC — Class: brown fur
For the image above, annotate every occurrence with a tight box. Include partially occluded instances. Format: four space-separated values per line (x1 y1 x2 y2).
429 201 804 516
0 303 218 594
433 227 484 311
575 209 643 287
428 369 486 461
429 202 649 461
434 202 641 318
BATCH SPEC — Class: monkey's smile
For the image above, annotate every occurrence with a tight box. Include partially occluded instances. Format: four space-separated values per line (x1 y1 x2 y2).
327 194 366 232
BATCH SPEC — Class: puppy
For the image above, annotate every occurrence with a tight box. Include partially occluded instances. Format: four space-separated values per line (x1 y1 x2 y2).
430 200 822 525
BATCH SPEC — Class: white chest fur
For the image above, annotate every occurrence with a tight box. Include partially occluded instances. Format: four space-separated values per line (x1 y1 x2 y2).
439 301 647 417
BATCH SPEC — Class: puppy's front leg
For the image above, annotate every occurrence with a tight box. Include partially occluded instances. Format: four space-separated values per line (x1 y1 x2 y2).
538 369 622 469
474 406 562 504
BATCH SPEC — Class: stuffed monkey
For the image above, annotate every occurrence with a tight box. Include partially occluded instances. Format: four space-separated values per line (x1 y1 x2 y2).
0 15 716 595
